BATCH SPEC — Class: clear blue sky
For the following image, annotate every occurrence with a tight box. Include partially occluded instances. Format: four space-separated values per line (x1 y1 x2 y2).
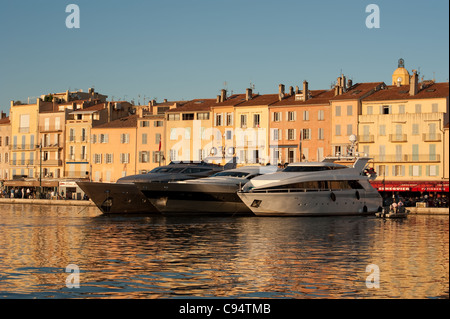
0 0 448 113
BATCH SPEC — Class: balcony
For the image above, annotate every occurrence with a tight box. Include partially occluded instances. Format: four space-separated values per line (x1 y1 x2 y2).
372 154 441 163
358 135 375 143
11 144 37 151
42 159 63 166
389 134 408 143
422 133 441 142
40 125 63 132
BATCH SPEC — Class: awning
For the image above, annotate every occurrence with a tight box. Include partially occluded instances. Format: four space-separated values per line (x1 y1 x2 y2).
371 181 449 192
3 180 59 187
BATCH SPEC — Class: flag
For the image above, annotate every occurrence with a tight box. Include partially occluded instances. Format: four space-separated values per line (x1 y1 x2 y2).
158 139 162 152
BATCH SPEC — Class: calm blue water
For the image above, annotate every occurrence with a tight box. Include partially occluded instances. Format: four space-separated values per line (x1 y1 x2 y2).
0 204 448 299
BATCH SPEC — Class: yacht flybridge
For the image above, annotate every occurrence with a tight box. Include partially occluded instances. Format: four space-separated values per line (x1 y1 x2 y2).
237 157 383 216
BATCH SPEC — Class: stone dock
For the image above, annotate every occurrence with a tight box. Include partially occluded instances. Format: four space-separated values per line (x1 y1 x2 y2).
0 198 447 215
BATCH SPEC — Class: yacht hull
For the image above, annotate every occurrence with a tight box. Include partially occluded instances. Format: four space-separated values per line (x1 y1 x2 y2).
237 190 382 216
136 182 253 215
77 181 159 214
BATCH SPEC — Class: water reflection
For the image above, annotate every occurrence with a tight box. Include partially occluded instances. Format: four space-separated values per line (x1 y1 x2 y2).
0 204 448 298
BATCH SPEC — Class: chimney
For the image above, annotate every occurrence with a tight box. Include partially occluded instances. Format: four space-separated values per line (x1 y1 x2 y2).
303 81 309 101
0 111 5 119
221 89 227 102
295 86 300 94
410 70 419 96
289 86 294 96
246 88 253 101
347 79 353 88
216 95 221 103
278 84 285 101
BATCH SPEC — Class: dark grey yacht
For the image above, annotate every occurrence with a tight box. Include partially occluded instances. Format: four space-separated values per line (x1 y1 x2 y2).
77 161 228 214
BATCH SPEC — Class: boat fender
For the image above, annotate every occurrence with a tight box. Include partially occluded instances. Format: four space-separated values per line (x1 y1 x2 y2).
355 191 360 200
330 192 336 202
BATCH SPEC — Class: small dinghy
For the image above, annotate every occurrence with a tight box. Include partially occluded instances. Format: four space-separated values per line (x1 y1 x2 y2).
375 205 409 219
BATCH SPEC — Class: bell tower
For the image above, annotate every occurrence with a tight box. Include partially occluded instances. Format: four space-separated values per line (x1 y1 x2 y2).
392 58 410 86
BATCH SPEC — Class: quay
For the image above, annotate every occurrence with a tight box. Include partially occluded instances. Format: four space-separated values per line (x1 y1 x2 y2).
0 198 96 207
0 198 447 215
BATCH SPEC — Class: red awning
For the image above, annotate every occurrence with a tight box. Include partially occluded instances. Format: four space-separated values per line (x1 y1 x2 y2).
371 181 449 192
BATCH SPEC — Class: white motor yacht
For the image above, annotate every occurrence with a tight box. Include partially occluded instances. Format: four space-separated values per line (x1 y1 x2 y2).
237 157 383 216
135 166 278 215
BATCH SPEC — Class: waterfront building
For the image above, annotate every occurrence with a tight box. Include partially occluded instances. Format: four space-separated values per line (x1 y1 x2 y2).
211 89 253 165
136 100 183 173
165 98 217 163
269 82 334 164
90 114 138 182
360 68 449 193
66 101 133 181
0 112 10 180
329 76 385 156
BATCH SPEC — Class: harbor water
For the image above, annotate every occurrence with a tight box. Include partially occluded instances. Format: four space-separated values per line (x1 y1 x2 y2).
0 203 448 299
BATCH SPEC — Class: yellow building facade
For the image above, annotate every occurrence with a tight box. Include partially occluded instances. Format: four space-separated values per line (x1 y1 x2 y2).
360 72 449 192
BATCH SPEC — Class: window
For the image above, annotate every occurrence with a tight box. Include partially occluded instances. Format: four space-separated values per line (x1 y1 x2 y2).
335 106 341 116
100 134 109 143
240 115 247 128
81 128 87 142
225 130 232 140
105 153 114 164
142 133 147 144
335 125 341 136
141 121 149 127
318 128 324 140
153 151 162 163
92 134 97 144
170 149 177 161
347 105 352 116
253 114 261 128
168 113 180 121
120 133 130 144
120 153 130 164
273 112 281 122
94 154 102 164
182 113 194 120
271 128 281 141
303 111 309 121
170 128 177 140
81 146 87 160
302 129 311 140
429 144 436 161
226 113 233 126
412 124 419 135
347 124 353 136
318 110 324 121
19 114 30 133
415 104 421 114
215 114 223 126
155 133 161 144
197 112 209 120
379 125 386 136
432 103 438 113
382 105 391 114
69 128 75 142
139 151 149 163
287 129 296 140
393 165 405 177
367 106 373 115
154 120 163 127
398 105 405 114
288 111 296 121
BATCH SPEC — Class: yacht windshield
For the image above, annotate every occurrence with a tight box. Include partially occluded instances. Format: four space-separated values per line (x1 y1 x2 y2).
149 167 185 173
283 166 344 172
211 171 250 178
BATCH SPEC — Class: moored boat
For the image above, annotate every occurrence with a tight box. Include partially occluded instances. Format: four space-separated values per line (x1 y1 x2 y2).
77 161 227 214
237 157 383 216
135 166 278 215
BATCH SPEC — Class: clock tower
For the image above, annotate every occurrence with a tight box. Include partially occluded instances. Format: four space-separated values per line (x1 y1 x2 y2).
392 58 410 86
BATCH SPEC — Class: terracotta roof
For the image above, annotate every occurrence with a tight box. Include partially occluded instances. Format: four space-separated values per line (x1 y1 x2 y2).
93 114 138 129
237 94 280 107
213 94 248 107
363 82 449 101
330 82 385 100
0 116 10 125
166 99 217 112
70 103 106 113
271 90 335 107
